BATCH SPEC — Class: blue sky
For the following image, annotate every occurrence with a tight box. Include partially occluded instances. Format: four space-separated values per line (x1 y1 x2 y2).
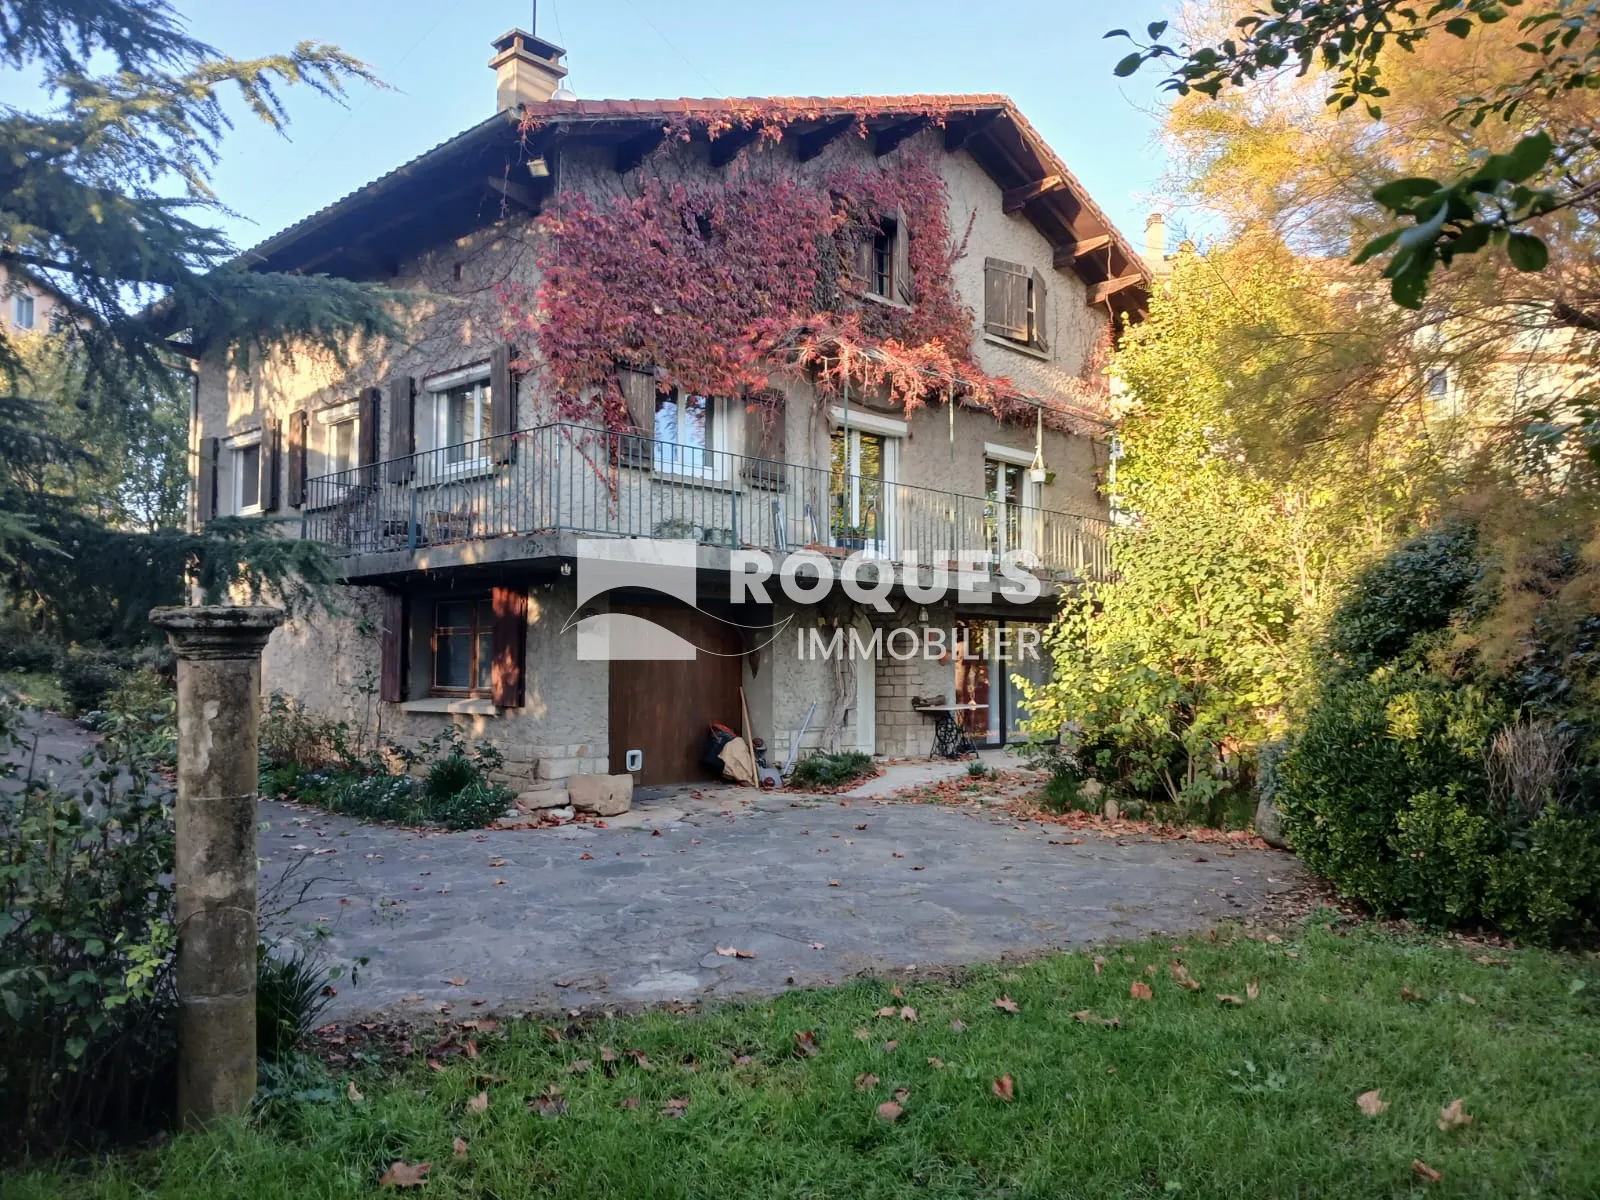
76 0 1179 254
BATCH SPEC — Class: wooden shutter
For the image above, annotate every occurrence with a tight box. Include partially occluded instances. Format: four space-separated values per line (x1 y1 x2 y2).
379 590 405 703
387 374 415 482
983 257 1029 340
357 386 382 483
1030 267 1049 351
852 225 873 291
196 435 217 525
616 365 655 468
489 343 514 464
742 388 787 489
260 416 281 512
490 585 527 708
286 411 307 507
893 206 913 305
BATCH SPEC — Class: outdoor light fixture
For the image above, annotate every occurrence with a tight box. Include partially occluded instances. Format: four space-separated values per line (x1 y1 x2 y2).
527 156 551 178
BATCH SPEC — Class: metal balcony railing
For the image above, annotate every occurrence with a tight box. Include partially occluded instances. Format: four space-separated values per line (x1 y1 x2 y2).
302 423 1111 581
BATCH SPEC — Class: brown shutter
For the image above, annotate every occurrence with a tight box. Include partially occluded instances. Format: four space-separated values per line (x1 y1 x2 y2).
1030 267 1049 351
489 344 513 464
742 387 787 489
490 585 527 707
852 225 872 290
196 435 217 525
616 365 655 468
379 590 405 703
387 374 415 482
893 206 913 305
286 410 307 507
983 257 1029 340
358 386 382 483
260 416 281 512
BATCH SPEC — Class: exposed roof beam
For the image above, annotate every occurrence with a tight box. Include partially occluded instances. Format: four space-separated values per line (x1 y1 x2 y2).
795 116 855 162
1088 272 1145 305
709 124 763 168
1002 174 1064 213
615 126 666 173
873 116 927 156
1052 234 1111 268
943 110 1000 152
486 174 542 212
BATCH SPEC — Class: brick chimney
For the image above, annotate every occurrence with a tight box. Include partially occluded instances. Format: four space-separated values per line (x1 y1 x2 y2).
489 28 570 111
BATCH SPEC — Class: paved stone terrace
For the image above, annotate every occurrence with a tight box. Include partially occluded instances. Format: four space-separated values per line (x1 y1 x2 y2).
260 784 1307 1020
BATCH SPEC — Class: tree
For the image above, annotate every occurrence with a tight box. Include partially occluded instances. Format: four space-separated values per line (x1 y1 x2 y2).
0 0 397 633
1112 2 1600 315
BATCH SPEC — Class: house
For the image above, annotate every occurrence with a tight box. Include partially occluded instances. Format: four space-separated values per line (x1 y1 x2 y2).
194 27 1150 795
1 266 63 337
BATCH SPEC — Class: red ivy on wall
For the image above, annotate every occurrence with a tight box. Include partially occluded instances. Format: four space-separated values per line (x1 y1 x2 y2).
498 138 1105 434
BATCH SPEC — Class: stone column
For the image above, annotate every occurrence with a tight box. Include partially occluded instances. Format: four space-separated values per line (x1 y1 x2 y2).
150 604 284 1127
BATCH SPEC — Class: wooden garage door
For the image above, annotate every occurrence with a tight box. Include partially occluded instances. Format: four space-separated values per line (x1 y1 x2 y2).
609 605 744 786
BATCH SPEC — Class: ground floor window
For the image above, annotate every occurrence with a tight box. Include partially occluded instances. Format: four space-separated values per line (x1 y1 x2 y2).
432 597 495 697
954 619 1052 745
233 443 261 514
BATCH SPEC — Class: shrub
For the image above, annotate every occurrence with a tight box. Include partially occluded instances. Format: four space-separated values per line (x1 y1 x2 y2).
260 692 353 772
59 648 125 715
333 772 420 824
256 945 337 1064
417 729 513 828
0 639 60 674
788 750 874 790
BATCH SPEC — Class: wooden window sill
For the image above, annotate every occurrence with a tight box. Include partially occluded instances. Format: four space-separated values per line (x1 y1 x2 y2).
982 333 1051 361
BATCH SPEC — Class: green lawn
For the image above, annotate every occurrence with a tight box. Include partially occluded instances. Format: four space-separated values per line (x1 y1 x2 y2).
8 923 1598 1199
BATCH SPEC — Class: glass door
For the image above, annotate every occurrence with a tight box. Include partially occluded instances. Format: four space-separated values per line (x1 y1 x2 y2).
830 429 888 554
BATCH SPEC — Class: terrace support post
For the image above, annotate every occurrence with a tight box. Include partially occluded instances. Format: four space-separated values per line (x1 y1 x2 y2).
149 604 285 1128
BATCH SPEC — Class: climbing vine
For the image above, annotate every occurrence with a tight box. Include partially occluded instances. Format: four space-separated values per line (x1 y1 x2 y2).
498 125 1106 436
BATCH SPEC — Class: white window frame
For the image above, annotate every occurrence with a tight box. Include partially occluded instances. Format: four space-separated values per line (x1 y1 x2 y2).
983 443 1041 563
315 399 361 479
652 388 728 482
422 363 493 479
225 429 264 516
13 293 35 330
828 407 903 558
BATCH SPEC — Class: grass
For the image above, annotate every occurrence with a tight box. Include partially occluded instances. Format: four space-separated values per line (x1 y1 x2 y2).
6 922 1599 1199
0 669 66 713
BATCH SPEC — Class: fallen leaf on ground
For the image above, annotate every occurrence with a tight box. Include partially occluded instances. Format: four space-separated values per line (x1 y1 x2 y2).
1459 993 1478 1005
566 1059 591 1075
992 1073 1015 1102
346 1080 363 1103
883 1039 899 1052
1357 1089 1389 1117
892 986 904 998
900 1006 918 1022
528 1085 567 1118
1246 981 1260 1001
542 1026 563 1043
855 1072 879 1091
660 1096 689 1118
1216 994 1245 1006
854 1026 871 1040
877 1099 903 1122
464 1039 478 1060
1129 981 1153 1001
626 1049 652 1069
619 1096 639 1110
468 1090 488 1112
578 852 593 860
1401 986 1423 1002
993 995 1020 1013
1411 1160 1443 1184
1169 962 1201 991
452 1137 468 1158
828 880 841 887
715 946 757 959
794 1030 819 1058
875 1006 898 1018
446 977 467 987
893 1086 910 1101
810 942 826 950
1438 1098 1473 1131
1092 955 1107 975
1475 954 1506 967
378 1161 430 1188
927 1056 945 1069
949 1019 967 1032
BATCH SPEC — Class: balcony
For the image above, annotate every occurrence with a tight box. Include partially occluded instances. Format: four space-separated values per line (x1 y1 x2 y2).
302 422 1110 583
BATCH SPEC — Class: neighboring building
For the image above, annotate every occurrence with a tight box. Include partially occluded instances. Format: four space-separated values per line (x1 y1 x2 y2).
194 27 1150 796
0 266 62 337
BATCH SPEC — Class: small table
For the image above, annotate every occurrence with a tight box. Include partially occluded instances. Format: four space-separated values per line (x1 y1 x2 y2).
914 703 986 760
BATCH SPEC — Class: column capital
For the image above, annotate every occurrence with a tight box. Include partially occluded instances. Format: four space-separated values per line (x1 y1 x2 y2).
150 605 285 661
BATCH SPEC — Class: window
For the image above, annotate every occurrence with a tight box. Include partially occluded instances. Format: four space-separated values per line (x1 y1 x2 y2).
234 444 261 513
327 417 358 476
12 294 34 330
984 448 1041 560
432 597 494 696
856 210 910 304
1426 369 1449 400
870 219 895 298
433 378 491 464
983 258 1048 352
830 428 887 546
653 386 712 473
